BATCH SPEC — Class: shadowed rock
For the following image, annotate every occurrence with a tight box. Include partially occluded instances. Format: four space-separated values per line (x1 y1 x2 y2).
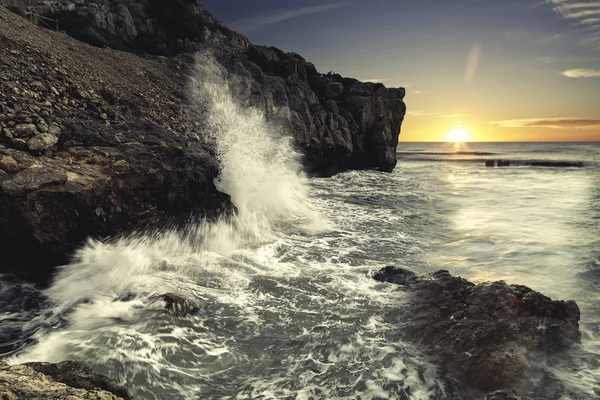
372 267 580 392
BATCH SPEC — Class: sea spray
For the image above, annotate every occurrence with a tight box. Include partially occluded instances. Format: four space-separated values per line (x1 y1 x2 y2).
11 53 324 359
7 56 441 400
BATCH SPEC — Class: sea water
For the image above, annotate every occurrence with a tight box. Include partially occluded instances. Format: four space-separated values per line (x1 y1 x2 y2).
0 58 599 399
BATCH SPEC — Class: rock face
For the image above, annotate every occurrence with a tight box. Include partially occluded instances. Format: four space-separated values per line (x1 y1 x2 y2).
218 47 406 175
0 360 131 399
373 267 581 392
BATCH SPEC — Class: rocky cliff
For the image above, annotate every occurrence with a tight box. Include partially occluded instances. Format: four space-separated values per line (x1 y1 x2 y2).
0 1 406 278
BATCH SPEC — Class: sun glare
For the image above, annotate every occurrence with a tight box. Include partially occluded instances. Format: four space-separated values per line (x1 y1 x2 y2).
446 127 472 143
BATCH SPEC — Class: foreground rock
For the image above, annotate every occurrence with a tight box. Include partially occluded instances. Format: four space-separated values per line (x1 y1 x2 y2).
373 267 580 392
0 360 131 399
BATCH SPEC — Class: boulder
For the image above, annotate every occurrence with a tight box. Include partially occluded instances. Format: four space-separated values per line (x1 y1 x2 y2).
497 160 510 167
485 160 495 167
27 133 59 152
373 267 580 391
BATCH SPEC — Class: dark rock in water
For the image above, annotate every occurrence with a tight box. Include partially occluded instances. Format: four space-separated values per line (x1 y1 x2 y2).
497 160 510 167
0 360 131 399
485 389 522 400
372 267 580 391
486 160 495 167
528 161 583 168
372 265 417 285
148 293 202 316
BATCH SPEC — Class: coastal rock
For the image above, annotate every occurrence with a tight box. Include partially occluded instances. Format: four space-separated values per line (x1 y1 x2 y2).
0 1 406 277
373 266 580 391
0 360 131 399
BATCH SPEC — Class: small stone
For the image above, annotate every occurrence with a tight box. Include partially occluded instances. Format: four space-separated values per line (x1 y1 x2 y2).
99 113 108 120
27 133 59 152
50 87 60 96
2 128 13 139
48 124 61 136
0 155 20 173
13 124 37 138
37 123 48 133
10 138 28 150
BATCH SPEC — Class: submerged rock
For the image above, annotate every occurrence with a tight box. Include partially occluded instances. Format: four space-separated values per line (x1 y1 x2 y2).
0 360 131 399
148 293 203 316
372 267 580 391
485 160 495 167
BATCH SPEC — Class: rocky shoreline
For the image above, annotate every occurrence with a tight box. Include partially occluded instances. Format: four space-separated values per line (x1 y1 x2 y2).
0 0 406 280
0 1 583 399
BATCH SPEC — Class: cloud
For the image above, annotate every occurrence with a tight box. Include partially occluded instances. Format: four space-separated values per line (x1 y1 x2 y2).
546 0 600 47
562 68 600 76
231 2 347 32
412 90 422 94
492 117 600 129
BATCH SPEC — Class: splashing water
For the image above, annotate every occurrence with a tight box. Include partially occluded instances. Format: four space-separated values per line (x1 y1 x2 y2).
7 56 440 399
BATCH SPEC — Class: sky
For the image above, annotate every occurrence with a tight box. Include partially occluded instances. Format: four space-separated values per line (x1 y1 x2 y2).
200 0 600 142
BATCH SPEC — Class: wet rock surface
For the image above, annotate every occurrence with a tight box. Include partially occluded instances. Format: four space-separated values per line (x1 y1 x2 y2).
0 360 130 399
373 267 581 392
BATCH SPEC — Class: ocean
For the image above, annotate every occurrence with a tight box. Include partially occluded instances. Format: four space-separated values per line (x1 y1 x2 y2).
1 63 599 400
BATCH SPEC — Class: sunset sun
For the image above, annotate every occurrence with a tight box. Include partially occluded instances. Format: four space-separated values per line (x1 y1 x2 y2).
446 126 472 143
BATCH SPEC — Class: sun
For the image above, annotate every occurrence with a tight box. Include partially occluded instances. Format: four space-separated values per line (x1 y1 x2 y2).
445 126 472 143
